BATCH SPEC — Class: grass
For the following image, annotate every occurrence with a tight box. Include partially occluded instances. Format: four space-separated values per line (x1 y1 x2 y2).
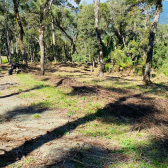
2 66 168 168
67 111 74 116
24 157 37 164
6 164 22 168
33 113 41 118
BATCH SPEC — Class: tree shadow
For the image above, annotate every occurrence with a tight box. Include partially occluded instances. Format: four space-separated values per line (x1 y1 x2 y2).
138 82 168 94
0 105 48 123
44 144 128 168
67 84 130 96
44 138 168 168
0 92 168 167
1 79 168 167
0 64 10 70
68 86 98 96
0 84 50 99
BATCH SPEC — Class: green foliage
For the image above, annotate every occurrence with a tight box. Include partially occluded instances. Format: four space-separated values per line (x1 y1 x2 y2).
159 61 168 76
72 54 89 63
111 48 133 69
33 113 41 118
2 58 8 64
105 63 110 72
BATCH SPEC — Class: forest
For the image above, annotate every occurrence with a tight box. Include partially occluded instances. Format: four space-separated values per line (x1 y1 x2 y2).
0 0 168 167
0 0 167 81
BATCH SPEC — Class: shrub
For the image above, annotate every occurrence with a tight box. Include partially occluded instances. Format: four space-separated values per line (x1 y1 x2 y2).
1 58 8 64
159 62 168 76
72 54 89 63
105 63 110 72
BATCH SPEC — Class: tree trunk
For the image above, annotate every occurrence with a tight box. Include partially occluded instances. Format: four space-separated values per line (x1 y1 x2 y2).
4 42 9 62
91 57 95 72
39 0 53 75
64 44 67 60
13 0 27 65
0 50 1 64
94 0 104 77
52 16 57 62
5 0 11 63
143 2 162 84
39 26 45 75
11 40 14 59
33 48 35 62
72 42 76 56
30 47 33 63
16 36 18 59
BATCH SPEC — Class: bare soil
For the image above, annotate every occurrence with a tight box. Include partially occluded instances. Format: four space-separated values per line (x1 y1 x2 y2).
0 63 168 168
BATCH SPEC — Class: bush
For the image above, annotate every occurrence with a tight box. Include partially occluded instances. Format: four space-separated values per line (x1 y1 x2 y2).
159 62 168 76
72 54 89 63
105 63 110 72
1 58 8 64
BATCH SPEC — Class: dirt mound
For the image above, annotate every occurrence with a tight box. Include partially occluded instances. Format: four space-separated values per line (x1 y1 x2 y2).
50 77 84 88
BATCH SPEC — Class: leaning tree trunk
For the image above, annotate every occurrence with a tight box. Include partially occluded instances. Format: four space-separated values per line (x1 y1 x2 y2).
143 2 162 84
94 0 104 77
13 0 27 65
39 26 45 75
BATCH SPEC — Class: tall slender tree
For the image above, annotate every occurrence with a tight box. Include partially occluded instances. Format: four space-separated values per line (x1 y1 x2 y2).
5 0 11 63
143 0 162 84
39 0 53 75
94 0 104 77
126 0 163 84
13 0 27 64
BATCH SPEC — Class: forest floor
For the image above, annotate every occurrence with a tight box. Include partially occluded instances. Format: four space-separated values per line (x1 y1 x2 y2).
0 62 168 168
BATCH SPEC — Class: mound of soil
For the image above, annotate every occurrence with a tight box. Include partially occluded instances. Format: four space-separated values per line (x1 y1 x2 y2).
51 77 84 88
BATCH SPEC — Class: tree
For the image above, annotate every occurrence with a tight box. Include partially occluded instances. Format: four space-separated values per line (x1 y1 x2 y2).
5 0 12 63
94 0 104 77
13 0 27 64
39 0 54 75
143 0 162 84
77 4 99 71
126 0 163 83
52 6 78 59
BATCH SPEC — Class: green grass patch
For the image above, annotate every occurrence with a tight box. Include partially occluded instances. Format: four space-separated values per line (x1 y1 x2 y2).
33 113 41 118
67 111 74 116
24 157 37 164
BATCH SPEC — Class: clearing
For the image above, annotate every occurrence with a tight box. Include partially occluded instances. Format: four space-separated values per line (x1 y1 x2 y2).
0 63 168 168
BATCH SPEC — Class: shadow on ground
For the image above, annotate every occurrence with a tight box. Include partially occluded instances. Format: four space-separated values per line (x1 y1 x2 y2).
0 84 50 99
0 73 168 167
1 91 168 167
45 139 168 168
138 82 168 95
